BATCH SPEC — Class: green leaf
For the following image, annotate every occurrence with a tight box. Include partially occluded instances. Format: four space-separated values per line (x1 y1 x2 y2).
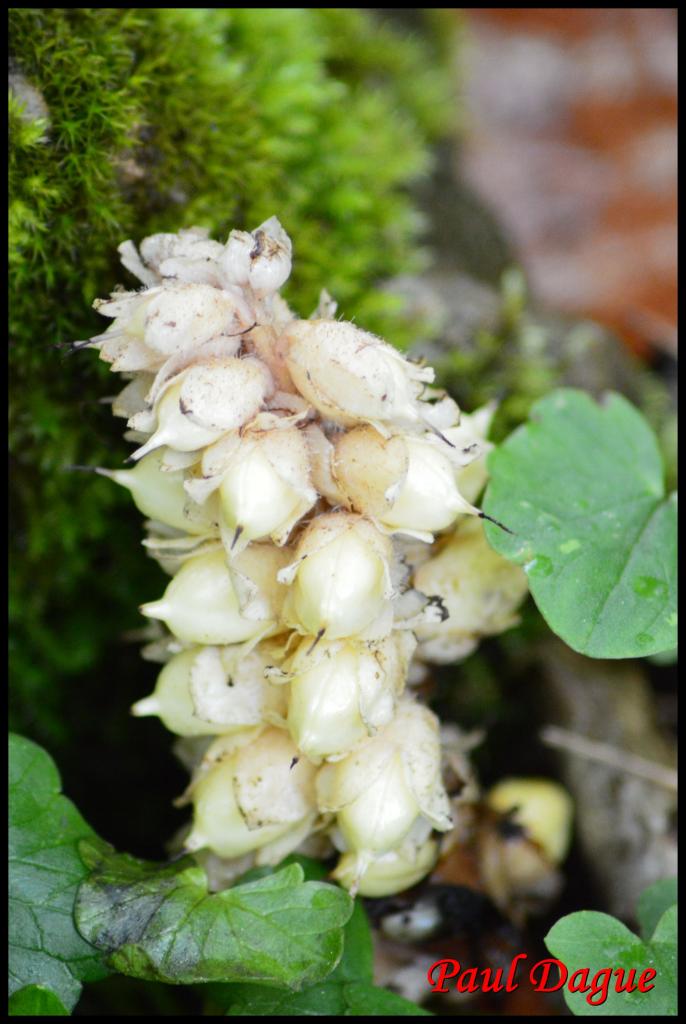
483 389 677 658
544 907 677 1015
8 985 70 1016
74 839 352 989
224 979 431 1016
220 872 431 1016
8 734 109 1013
637 878 678 940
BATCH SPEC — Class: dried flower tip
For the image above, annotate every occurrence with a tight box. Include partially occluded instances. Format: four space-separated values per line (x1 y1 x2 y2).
220 216 292 296
278 512 394 640
284 320 434 430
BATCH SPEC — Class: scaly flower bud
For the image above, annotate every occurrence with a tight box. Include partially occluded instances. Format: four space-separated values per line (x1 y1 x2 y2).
284 320 434 430
279 512 394 640
317 700 452 860
131 356 274 461
414 518 528 664
91 282 253 373
283 633 415 762
131 643 288 736
332 426 481 541
139 544 287 645
185 728 318 860
118 227 225 287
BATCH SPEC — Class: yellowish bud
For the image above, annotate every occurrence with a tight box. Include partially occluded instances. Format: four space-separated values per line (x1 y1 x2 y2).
102 449 215 534
131 649 221 737
486 777 574 865
414 518 528 664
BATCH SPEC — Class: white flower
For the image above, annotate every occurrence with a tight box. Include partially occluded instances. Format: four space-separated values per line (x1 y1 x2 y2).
332 425 482 541
317 699 452 859
220 216 293 296
184 420 317 551
414 518 528 664
185 727 318 860
131 643 287 737
92 282 254 372
130 356 274 461
283 633 415 762
284 319 434 430
139 544 287 645
278 512 395 640
99 449 216 534
118 227 226 287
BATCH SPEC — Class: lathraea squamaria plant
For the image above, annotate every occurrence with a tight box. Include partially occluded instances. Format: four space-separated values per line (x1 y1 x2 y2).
81 216 544 899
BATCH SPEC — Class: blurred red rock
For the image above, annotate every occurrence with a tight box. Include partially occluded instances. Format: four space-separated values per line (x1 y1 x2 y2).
458 8 677 358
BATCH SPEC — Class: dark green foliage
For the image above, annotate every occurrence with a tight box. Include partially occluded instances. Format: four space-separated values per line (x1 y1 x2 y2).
75 843 352 989
9 9 453 757
8 733 110 1011
207 857 431 1016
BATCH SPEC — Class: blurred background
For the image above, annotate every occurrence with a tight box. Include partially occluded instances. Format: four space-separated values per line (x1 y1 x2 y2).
458 7 677 360
9 8 677 1016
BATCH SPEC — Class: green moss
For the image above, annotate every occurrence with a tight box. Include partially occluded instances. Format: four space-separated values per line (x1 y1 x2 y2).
9 8 454 749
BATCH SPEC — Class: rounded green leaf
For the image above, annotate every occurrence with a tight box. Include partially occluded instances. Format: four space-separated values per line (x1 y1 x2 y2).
637 878 678 941
483 389 677 658
8 985 69 1016
75 841 353 989
545 908 677 1015
8 734 109 1013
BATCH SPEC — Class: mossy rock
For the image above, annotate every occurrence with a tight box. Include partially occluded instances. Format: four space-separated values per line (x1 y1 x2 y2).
8 8 454 789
